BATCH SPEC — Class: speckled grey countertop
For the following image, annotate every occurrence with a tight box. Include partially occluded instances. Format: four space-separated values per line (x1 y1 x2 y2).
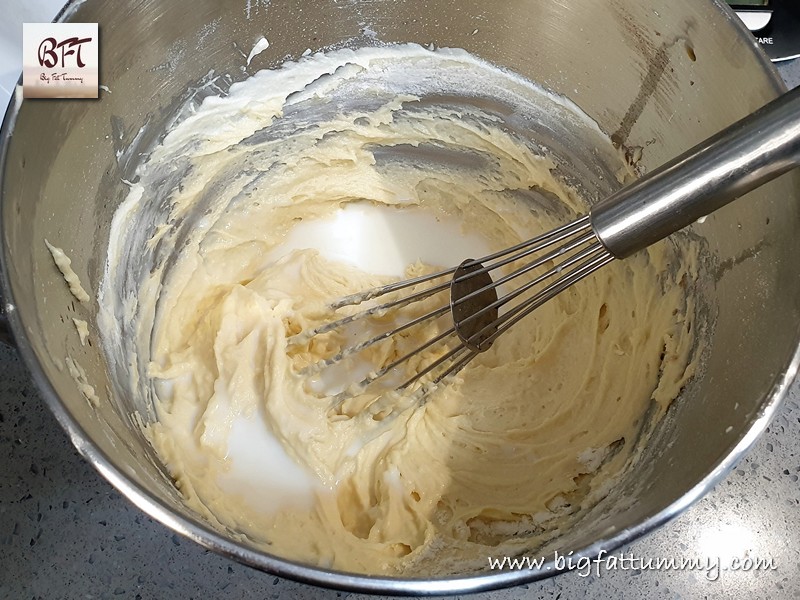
2 4 800 598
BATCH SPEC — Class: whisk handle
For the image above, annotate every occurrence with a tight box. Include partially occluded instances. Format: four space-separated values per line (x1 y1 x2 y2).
591 85 800 259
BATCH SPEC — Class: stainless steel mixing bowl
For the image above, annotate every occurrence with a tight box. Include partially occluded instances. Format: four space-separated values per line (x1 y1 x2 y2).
1 0 799 594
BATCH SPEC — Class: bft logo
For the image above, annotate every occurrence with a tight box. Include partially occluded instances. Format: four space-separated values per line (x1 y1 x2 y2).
37 36 93 69
23 23 99 99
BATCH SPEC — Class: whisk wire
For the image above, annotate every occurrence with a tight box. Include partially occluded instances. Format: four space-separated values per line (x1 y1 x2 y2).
449 215 593 276
294 215 614 406
424 242 614 384
296 217 594 351
450 231 598 333
471 247 615 349
397 342 473 390
329 327 468 412
329 215 591 310
300 303 452 374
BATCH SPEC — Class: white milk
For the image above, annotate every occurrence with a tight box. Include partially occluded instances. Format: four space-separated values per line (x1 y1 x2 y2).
223 203 493 505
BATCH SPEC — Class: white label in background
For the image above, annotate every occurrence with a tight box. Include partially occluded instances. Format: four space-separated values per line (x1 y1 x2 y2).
22 23 98 98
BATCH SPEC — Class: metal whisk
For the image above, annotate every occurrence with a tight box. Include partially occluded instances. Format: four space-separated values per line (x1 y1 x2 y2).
292 86 800 405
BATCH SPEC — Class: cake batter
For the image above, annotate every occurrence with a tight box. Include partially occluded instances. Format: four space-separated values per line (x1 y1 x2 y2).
99 44 699 575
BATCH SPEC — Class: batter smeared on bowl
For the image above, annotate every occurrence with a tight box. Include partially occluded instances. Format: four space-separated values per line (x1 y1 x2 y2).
99 44 699 575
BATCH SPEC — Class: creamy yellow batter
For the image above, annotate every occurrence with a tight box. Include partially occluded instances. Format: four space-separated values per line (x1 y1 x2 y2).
99 44 699 575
